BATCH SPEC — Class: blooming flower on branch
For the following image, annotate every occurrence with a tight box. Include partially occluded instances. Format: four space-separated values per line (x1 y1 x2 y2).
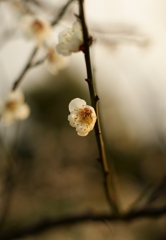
21 15 51 45
68 98 97 136
56 20 83 56
0 91 30 125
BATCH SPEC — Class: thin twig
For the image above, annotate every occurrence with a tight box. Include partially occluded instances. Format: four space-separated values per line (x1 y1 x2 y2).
79 0 119 215
12 47 39 91
145 176 166 205
31 55 48 68
128 182 153 211
128 177 166 212
0 206 166 240
51 0 76 26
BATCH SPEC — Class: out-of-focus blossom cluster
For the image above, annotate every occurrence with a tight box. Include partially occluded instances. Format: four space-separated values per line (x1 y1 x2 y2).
45 47 68 75
20 13 69 75
21 15 51 45
42 37 68 75
10 0 85 76
9 0 69 76
0 91 30 125
68 98 97 136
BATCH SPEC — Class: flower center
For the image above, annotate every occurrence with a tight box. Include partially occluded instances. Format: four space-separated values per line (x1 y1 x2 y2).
79 108 93 124
32 20 44 32
6 101 18 111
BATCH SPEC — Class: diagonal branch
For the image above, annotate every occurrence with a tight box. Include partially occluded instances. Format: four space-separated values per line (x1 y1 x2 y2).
51 0 76 26
12 47 39 91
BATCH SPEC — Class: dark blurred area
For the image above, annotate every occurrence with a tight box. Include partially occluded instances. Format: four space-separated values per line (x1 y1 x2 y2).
0 70 164 240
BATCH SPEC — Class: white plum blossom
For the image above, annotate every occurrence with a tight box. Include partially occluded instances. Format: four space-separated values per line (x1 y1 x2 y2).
0 91 30 125
21 15 51 45
56 20 83 56
68 98 97 136
45 47 68 75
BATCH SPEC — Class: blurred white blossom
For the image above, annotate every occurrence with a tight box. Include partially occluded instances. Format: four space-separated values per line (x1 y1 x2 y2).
56 20 83 56
45 47 68 75
21 15 51 45
0 91 30 125
68 98 97 136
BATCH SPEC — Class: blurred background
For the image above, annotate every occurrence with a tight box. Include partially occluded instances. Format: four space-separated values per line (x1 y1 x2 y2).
0 0 166 239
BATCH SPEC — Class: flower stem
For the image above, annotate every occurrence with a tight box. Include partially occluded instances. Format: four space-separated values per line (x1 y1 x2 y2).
79 0 119 215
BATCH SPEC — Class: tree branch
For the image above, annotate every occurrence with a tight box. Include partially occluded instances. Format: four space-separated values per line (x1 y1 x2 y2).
0 206 166 240
78 0 119 214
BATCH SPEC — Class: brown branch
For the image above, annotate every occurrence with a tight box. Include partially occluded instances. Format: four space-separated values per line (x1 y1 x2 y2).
79 0 119 214
0 206 166 240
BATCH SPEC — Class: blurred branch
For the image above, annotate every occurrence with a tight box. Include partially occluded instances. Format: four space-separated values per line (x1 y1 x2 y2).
12 47 39 91
11 0 75 91
79 0 119 214
51 0 76 26
128 176 166 213
128 182 153 211
1 206 166 240
31 54 48 68
145 176 166 205
85 23 150 49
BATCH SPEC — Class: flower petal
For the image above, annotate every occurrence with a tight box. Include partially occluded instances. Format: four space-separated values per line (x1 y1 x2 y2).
69 98 86 112
77 131 89 136
2 111 15 125
8 91 24 103
68 114 78 127
77 127 89 136
56 43 71 56
69 35 83 52
58 28 71 42
73 20 82 31
14 104 30 119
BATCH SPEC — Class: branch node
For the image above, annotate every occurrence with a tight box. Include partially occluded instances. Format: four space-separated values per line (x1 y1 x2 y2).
80 37 93 53
95 95 100 102
85 78 90 83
